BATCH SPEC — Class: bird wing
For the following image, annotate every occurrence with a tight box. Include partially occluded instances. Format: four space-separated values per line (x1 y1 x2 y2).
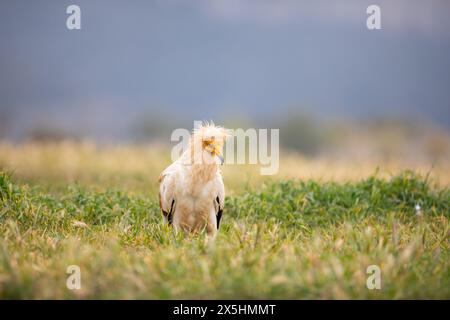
158 163 178 224
213 170 225 229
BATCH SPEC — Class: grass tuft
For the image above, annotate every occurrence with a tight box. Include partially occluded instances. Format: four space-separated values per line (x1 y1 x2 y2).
0 170 448 299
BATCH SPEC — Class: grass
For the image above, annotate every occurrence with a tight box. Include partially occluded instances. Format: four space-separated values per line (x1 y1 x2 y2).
0 141 449 299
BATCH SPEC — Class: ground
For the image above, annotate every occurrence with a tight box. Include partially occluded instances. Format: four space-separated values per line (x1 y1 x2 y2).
0 142 449 299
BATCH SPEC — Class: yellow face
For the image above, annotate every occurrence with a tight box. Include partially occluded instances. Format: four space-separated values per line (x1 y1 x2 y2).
195 124 228 164
202 138 224 164
202 138 222 155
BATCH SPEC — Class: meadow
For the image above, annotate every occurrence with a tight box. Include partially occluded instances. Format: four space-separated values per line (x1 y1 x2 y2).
0 141 449 299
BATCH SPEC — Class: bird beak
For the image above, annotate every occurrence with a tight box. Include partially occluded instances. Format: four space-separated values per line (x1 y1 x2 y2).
212 143 225 165
212 144 224 165
217 154 224 165
204 140 224 165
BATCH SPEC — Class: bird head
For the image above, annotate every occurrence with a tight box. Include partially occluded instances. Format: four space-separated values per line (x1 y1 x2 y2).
193 122 228 165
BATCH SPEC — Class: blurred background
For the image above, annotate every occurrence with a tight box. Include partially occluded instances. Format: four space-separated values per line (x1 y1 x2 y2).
1 0 450 187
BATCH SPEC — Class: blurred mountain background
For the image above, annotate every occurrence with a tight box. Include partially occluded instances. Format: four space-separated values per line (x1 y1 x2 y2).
1 0 449 162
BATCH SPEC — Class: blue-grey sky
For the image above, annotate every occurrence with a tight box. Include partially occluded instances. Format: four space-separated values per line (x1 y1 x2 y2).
1 0 450 140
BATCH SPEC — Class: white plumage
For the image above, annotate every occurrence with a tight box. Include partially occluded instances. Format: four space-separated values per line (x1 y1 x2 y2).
159 123 227 237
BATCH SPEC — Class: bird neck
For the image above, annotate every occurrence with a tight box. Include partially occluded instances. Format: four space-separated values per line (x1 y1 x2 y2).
179 141 219 183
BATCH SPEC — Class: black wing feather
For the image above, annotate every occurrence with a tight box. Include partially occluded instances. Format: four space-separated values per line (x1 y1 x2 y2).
162 199 175 225
216 196 223 229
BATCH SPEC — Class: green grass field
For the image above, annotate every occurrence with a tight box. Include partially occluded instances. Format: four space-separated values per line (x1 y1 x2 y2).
0 142 449 299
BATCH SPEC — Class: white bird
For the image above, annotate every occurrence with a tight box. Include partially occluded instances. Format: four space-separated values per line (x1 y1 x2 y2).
159 122 228 237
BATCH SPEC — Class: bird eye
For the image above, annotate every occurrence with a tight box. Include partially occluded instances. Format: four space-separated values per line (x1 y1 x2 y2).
202 140 211 148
